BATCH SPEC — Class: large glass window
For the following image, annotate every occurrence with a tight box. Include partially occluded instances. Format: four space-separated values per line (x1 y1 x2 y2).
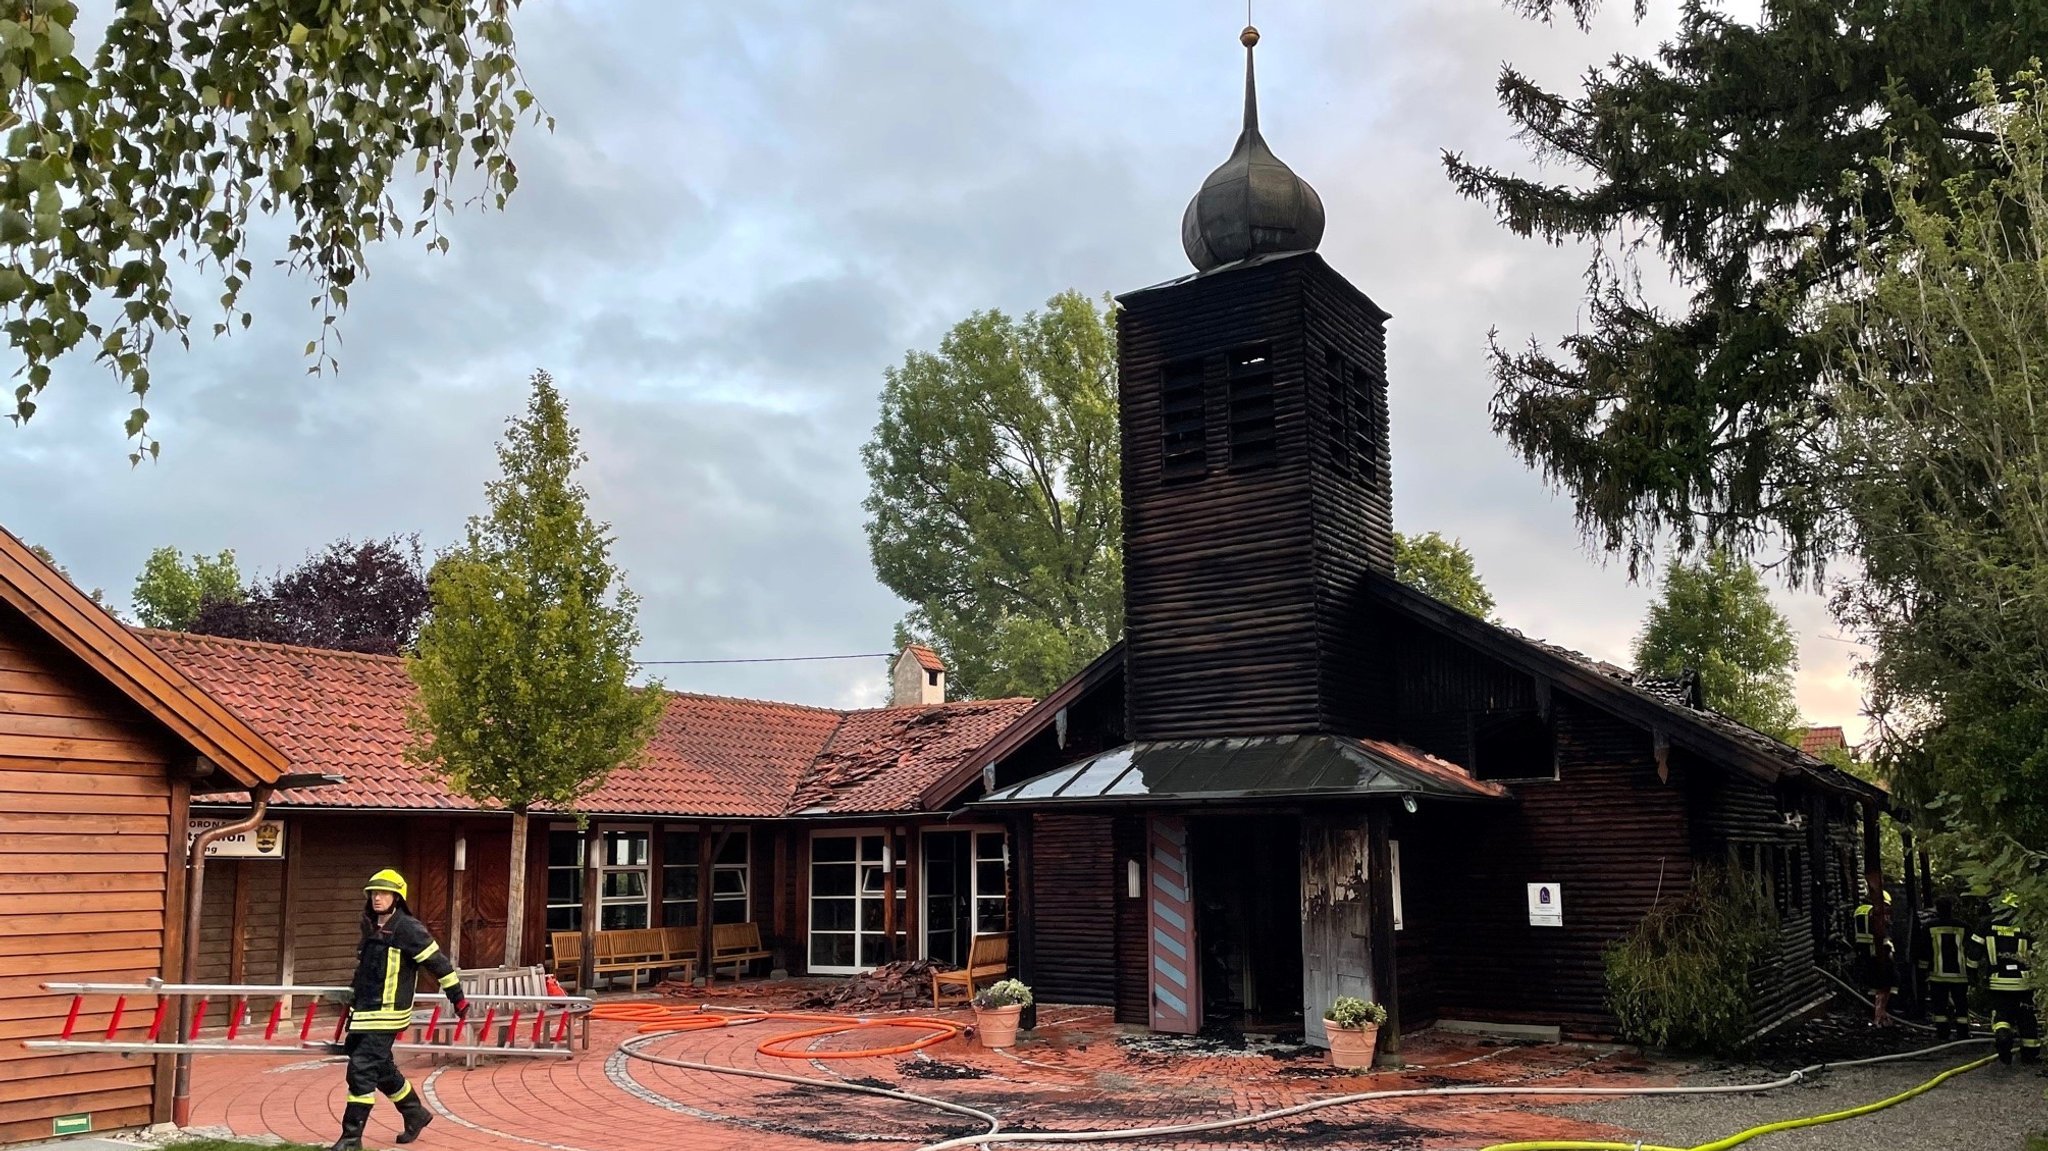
599 827 651 930
661 830 751 927
809 831 906 974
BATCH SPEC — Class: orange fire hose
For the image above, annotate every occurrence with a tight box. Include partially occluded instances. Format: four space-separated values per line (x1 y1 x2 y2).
587 1002 966 1058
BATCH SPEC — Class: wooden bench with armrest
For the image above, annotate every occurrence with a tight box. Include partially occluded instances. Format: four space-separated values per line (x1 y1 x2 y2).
931 934 1010 1008
707 922 774 981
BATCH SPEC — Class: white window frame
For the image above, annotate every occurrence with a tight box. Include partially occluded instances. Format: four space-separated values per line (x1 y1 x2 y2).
544 822 585 934
807 829 902 975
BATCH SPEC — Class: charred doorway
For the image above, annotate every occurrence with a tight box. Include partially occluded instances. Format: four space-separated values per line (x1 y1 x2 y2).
1190 814 1304 1032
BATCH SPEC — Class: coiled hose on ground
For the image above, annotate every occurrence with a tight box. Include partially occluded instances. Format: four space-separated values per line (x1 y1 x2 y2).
605 997 1995 1151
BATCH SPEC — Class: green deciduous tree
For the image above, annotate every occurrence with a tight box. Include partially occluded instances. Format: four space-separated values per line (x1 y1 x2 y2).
131 545 243 629
1393 530 1497 620
1632 548 1801 739
1448 0 2042 576
406 370 664 966
1826 72 2048 916
2 1 548 459
862 290 1122 700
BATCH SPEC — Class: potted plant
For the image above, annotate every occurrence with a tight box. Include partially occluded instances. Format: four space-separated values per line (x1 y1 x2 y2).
971 979 1033 1049
1323 996 1387 1069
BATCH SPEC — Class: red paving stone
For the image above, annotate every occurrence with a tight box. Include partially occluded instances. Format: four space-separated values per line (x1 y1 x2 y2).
188 989 1675 1151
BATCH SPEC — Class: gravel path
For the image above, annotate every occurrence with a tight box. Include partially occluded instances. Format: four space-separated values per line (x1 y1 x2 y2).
1562 1052 2047 1150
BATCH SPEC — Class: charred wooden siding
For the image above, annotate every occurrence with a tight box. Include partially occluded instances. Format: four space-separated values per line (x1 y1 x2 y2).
1686 765 1827 1029
0 609 181 1143
1117 254 1393 741
1112 815 1149 1024
1026 814 1116 1005
1387 613 1544 767
1388 810 1437 1031
1425 697 1692 1031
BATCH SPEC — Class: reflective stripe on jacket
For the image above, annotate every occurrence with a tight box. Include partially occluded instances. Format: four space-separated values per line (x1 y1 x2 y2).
349 911 459 1031
1972 921 2032 993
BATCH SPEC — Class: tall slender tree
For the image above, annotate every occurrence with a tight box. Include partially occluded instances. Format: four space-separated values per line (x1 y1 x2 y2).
405 371 664 967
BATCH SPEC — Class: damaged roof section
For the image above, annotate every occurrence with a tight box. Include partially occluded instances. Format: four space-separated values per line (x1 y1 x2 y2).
790 699 1039 815
974 734 1509 809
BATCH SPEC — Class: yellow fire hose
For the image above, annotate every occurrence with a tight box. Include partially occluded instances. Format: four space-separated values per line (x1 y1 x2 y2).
1477 1051 1999 1151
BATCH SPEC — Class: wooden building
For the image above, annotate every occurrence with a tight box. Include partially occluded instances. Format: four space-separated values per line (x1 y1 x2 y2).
0 528 287 1143
929 28 1889 1060
139 630 1034 982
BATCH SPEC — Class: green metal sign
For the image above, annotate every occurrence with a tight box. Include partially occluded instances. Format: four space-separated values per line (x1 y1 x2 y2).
51 1114 91 1136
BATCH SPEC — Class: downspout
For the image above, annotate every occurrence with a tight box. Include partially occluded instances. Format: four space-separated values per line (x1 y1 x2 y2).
172 785 275 1127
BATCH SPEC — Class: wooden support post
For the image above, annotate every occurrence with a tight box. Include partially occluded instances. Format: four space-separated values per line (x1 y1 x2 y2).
903 827 921 962
697 827 717 981
278 818 302 1018
154 780 192 1126
578 824 599 992
882 830 899 964
1918 843 1935 908
1862 801 1887 943
647 823 666 928
1366 806 1402 1068
228 859 251 985
449 830 467 966
1899 824 1922 1011
773 827 791 968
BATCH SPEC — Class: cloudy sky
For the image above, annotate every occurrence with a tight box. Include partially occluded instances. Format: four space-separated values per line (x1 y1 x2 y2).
0 1 1868 738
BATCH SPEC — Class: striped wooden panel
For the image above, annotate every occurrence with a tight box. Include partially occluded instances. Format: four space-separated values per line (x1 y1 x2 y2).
1146 815 1198 1034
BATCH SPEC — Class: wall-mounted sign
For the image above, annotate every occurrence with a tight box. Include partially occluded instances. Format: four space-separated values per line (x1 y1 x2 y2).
52 1115 91 1136
1526 882 1563 927
187 818 287 859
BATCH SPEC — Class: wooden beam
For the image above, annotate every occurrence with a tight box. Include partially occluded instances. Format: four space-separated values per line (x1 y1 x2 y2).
228 859 250 985
578 824 598 992
449 831 466 966
277 818 301 1018
902 826 921 962
696 828 717 980
152 778 190 1127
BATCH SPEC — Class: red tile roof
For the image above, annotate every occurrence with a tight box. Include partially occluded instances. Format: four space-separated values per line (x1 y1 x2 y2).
1800 726 1847 757
139 629 1032 818
904 644 946 673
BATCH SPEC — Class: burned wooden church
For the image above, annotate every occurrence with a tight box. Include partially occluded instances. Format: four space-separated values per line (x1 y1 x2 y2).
931 27 1887 1063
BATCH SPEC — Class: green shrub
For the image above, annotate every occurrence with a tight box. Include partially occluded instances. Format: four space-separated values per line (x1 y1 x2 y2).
1604 863 1775 1055
1325 996 1388 1029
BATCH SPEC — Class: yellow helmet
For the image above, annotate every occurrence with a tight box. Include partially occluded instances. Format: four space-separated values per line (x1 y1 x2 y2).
364 869 408 902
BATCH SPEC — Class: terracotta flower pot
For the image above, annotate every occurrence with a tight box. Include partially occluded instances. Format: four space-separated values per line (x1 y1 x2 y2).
1326 1022 1379 1069
974 1004 1025 1048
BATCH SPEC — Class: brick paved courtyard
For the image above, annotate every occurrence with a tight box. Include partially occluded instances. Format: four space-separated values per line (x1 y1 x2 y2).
187 986 1677 1151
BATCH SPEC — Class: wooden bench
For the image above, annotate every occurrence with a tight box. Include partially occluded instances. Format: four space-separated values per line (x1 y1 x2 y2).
551 927 698 992
707 922 773 982
931 935 1010 1008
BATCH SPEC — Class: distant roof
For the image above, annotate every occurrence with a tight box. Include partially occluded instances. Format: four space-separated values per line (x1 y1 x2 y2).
974 734 1508 809
903 644 947 673
1800 726 1848 757
0 526 284 789
141 629 1032 818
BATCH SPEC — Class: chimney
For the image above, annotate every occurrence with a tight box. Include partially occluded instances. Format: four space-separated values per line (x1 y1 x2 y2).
891 645 947 707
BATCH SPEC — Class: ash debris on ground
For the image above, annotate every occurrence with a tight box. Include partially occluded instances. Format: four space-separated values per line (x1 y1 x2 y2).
793 958 943 1011
1745 1003 1958 1070
1115 1022 1318 1063
899 1057 991 1080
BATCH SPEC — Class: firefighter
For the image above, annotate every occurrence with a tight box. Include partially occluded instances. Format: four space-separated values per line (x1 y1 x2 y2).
1915 895 1972 1040
1852 888 1897 1026
1972 892 2038 1066
335 869 468 1150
